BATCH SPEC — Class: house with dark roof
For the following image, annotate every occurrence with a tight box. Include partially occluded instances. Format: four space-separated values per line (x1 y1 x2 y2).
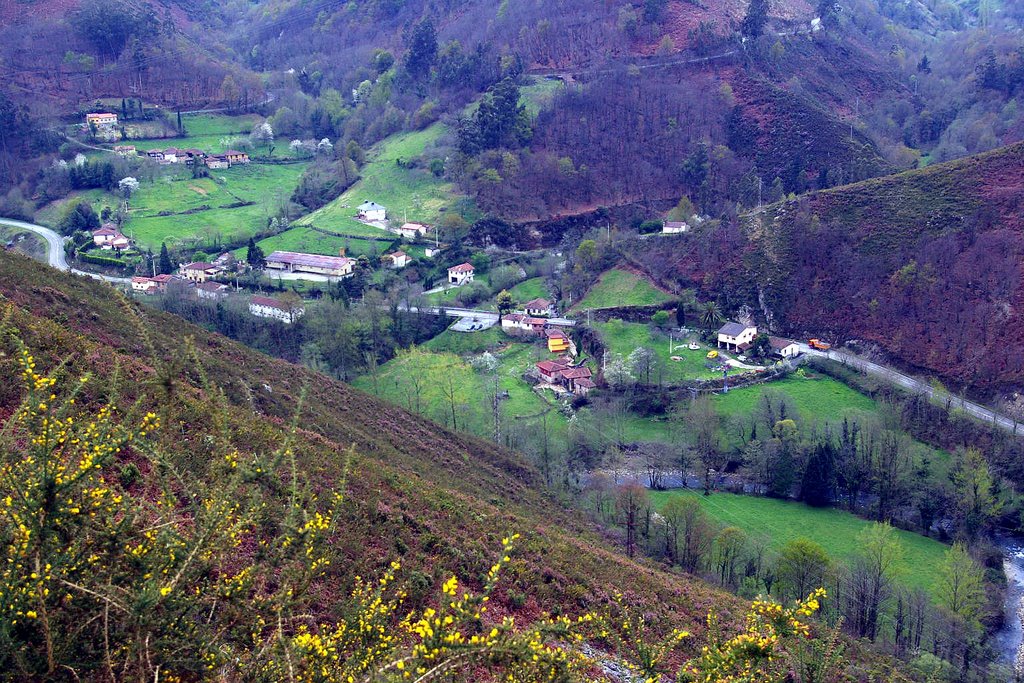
717 322 758 352
769 337 800 359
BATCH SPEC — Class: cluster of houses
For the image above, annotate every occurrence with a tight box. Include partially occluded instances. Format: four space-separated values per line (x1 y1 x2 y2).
140 147 250 168
534 357 595 396
716 322 800 359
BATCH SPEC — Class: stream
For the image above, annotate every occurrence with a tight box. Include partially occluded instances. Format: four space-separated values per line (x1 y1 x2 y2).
994 536 1024 676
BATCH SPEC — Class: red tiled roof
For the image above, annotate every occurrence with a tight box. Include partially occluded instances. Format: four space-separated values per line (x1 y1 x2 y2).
536 360 569 373
545 328 567 339
524 298 551 309
574 378 597 388
183 262 217 271
523 317 547 326
225 150 247 156
197 281 227 292
503 313 525 323
151 274 174 283
131 276 153 283
448 262 474 273
769 336 796 350
559 367 593 380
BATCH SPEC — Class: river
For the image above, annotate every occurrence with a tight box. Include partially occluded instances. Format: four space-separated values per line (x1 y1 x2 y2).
995 536 1024 676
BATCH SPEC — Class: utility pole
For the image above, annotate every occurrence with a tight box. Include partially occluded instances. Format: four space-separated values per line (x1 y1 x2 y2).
492 373 501 443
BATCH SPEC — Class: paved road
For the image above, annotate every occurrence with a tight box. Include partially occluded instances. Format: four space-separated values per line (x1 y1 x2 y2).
798 343 1023 434
0 217 131 284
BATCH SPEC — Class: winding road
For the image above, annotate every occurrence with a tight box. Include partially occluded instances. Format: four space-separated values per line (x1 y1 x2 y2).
3 215 1021 433
798 343 1024 434
0 217 131 284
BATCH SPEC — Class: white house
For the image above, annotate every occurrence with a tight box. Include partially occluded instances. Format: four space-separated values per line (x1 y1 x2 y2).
92 224 130 250
385 251 410 269
425 247 440 259
663 221 689 234
717 322 758 352
249 295 304 323
357 201 386 222
447 262 475 286
196 281 230 300
131 277 158 294
523 298 553 317
397 222 430 239
770 337 800 359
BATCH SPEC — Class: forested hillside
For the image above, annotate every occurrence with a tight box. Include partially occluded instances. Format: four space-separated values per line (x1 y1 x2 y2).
750 141 1024 389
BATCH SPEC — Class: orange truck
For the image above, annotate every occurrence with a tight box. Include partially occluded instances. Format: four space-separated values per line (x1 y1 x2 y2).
808 339 832 351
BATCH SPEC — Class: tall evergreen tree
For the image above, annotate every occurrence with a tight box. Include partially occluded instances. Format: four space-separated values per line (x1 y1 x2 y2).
404 20 437 81
246 237 266 269
158 243 173 275
742 0 770 37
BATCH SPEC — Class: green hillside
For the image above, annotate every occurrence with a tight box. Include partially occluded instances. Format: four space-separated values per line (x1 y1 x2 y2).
0 249 788 680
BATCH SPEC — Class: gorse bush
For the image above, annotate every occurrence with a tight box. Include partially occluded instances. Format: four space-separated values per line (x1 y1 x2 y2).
0 315 838 682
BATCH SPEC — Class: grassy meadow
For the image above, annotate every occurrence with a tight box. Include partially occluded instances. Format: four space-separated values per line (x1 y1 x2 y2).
648 490 949 596
594 319 721 382
574 269 675 310
126 163 308 249
507 277 549 303
295 122 469 232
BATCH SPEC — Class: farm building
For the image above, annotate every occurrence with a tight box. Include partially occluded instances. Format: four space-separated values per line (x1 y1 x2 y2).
206 154 229 169
558 366 593 394
265 251 355 277
717 322 758 352
770 337 800 358
357 201 387 221
663 221 689 234
447 262 475 285
250 295 304 323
